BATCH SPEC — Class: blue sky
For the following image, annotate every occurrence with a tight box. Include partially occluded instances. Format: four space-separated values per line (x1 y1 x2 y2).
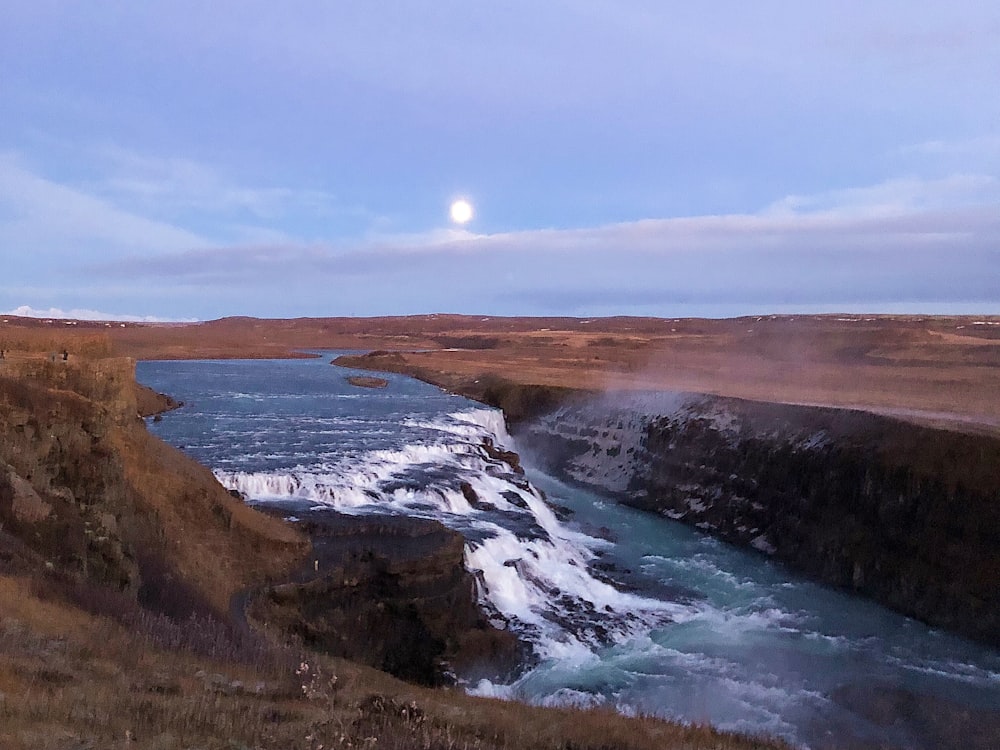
2 2 998 321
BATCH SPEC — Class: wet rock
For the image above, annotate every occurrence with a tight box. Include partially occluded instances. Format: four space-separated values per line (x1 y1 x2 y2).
459 481 492 511
344 375 389 389
481 437 524 474
519 392 1000 646
250 510 527 686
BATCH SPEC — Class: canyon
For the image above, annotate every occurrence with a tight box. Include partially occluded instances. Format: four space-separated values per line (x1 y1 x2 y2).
1 320 788 749
2 311 998 748
514 391 1000 646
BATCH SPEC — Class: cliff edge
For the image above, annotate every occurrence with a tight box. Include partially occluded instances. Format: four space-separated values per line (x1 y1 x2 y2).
0 356 307 618
517 392 1000 646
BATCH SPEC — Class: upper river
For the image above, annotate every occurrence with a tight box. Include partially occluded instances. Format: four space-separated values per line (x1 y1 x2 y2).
137 354 1000 750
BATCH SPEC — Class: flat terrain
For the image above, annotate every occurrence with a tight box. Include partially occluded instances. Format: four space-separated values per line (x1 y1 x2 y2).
3 312 999 433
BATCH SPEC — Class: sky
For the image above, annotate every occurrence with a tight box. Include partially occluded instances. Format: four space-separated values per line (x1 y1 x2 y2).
2 2 998 321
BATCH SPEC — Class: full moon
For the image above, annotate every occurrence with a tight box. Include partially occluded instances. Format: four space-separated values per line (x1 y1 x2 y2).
449 199 474 224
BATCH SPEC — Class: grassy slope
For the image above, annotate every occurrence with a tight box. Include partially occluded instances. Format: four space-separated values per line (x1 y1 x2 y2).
0 572 788 749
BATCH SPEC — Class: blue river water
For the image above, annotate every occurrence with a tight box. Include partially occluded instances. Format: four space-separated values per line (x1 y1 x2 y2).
137 354 1000 750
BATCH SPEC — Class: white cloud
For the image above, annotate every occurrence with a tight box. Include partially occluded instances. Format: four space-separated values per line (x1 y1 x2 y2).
902 134 1000 158
5 305 197 322
0 152 209 259
895 135 1000 176
763 174 1000 219
4 144 998 319
91 191 1000 316
0 149 371 278
92 146 355 221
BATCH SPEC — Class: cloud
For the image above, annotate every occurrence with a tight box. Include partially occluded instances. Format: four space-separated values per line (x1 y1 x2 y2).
850 17 1000 57
0 152 209 260
763 174 1000 219
4 305 197 323
0 148 378 304
91 146 360 223
895 135 1000 176
902 134 1000 159
86 177 1000 317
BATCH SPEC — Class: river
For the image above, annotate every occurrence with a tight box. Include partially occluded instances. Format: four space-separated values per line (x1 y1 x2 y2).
137 354 1000 749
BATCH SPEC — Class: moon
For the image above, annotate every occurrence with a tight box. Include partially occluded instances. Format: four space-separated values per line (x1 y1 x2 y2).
449 198 474 224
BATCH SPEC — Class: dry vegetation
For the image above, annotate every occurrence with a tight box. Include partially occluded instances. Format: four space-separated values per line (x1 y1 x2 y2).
0 573 788 750
6 312 998 433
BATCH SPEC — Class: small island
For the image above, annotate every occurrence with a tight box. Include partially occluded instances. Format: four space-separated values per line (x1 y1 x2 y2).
345 374 389 389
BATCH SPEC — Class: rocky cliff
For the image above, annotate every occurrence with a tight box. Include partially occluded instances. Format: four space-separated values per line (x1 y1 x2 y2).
0 356 307 618
331 355 1000 645
516 392 1000 646
0 355 523 686
248 510 525 685
0 356 786 750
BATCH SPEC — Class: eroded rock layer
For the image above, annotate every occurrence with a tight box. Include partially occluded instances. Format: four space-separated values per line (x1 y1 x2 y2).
248 510 525 686
0 357 306 619
517 392 1000 645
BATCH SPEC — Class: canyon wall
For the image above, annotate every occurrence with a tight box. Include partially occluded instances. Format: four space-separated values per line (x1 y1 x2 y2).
0 357 307 617
515 392 1000 646
0 357 519 685
248 511 525 685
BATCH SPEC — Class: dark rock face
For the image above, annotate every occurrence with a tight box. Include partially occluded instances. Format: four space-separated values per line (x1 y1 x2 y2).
249 510 526 686
463 376 585 425
829 683 1000 750
518 392 1000 646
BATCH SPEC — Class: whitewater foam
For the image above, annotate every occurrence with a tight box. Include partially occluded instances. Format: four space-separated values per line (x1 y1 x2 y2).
139 356 1000 750
216 406 679 663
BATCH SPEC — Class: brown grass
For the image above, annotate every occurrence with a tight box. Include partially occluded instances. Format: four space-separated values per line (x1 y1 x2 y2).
111 427 306 613
324 315 1000 435
5 312 997 433
0 574 789 750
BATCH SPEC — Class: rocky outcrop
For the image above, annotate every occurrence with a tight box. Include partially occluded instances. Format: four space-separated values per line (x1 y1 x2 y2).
333 353 584 424
0 358 306 619
134 381 182 417
248 510 525 686
517 392 1000 646
344 375 389 389
0 371 143 592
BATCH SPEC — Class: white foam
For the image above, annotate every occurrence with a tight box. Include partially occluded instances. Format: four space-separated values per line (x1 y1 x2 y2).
537 688 607 709
218 406 683 664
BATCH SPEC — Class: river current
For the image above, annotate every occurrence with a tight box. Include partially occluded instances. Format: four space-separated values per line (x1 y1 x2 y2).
138 355 1000 750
